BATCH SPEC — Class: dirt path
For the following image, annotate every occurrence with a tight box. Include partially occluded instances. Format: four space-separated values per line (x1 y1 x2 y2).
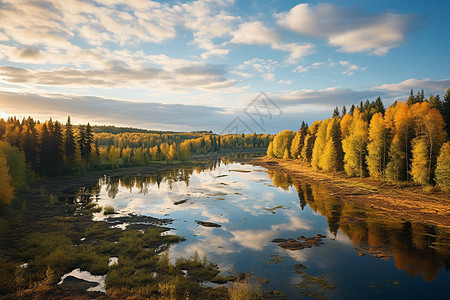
252 157 450 228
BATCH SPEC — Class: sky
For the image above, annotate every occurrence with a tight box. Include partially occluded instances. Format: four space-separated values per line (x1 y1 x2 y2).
0 0 449 134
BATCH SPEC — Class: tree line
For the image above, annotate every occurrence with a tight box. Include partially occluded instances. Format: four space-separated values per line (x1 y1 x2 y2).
0 116 270 203
267 89 450 191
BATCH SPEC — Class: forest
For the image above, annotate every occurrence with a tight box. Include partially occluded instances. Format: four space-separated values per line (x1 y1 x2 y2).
0 117 270 204
267 89 450 191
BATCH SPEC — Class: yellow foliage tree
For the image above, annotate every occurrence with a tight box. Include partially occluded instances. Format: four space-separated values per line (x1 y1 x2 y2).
435 142 450 191
311 119 330 170
322 117 344 172
367 113 390 180
342 109 368 177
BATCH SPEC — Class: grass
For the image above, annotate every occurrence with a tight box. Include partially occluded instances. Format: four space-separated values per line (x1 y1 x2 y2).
103 206 115 215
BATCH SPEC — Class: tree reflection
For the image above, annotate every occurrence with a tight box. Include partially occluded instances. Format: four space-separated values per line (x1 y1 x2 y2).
268 170 450 282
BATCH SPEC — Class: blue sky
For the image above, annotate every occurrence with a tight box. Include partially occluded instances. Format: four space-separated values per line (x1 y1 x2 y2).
0 0 449 133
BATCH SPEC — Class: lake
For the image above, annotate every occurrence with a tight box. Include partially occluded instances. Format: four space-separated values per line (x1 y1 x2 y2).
84 159 450 299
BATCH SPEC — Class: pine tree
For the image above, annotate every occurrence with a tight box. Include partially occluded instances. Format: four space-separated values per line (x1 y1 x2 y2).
428 94 442 110
21 118 38 171
442 88 450 136
435 141 450 191
301 121 319 162
332 107 340 118
39 123 52 176
290 123 308 160
85 123 94 160
78 125 87 163
64 116 76 168
342 105 347 116
52 121 64 174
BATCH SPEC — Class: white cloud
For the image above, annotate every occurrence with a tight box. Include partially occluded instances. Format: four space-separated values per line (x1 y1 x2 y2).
277 3 413 55
0 91 231 131
374 78 450 94
271 42 315 62
338 60 366 75
262 73 275 82
230 21 278 45
293 62 324 73
277 80 292 85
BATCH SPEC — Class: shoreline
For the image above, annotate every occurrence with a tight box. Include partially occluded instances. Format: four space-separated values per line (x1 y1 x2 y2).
251 157 450 229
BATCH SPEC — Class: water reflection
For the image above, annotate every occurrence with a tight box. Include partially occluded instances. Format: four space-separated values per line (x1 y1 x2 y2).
290 177 450 282
74 159 449 298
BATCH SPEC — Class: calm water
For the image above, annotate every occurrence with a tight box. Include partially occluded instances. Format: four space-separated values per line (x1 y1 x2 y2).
86 160 450 299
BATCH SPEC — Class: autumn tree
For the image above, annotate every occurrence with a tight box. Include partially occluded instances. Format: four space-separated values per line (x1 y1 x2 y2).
385 102 414 181
410 139 430 185
435 141 450 191
322 117 344 172
267 141 275 158
272 130 295 159
410 103 447 184
342 108 368 177
311 119 330 170
367 113 390 180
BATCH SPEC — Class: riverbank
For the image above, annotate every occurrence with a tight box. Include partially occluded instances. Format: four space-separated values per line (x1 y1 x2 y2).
252 157 450 228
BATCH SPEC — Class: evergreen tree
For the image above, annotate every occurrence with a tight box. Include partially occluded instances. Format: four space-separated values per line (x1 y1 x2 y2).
21 118 38 171
39 123 52 176
407 89 415 105
332 107 340 118
342 105 347 116
78 125 87 163
373 96 386 115
85 123 94 159
349 104 356 115
442 88 450 136
428 94 442 110
52 121 64 174
301 121 319 162
435 141 450 191
64 116 76 168
290 122 308 160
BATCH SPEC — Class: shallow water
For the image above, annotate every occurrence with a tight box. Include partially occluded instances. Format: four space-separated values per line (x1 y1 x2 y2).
87 161 450 299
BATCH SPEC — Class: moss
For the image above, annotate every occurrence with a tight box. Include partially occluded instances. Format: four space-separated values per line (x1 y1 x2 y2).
295 270 336 299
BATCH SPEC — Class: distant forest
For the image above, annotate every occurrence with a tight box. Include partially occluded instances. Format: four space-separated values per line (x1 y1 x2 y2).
267 89 450 191
0 117 270 204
